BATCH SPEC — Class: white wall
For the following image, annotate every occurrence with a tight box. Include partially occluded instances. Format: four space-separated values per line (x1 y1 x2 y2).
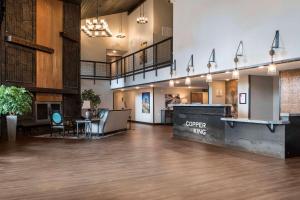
238 75 249 118
81 12 129 61
153 87 202 123
250 76 274 120
273 77 280 120
114 88 154 123
81 80 113 110
209 81 226 104
113 0 300 89
128 0 154 53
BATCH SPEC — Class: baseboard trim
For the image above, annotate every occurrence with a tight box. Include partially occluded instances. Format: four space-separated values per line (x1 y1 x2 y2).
129 120 173 126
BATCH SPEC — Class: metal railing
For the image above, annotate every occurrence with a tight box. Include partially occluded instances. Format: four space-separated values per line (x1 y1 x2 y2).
80 37 173 81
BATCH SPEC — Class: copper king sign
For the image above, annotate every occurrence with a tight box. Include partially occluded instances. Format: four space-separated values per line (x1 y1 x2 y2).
185 121 207 136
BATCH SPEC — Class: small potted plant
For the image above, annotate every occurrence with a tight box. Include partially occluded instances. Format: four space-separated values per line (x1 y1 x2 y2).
0 85 33 142
81 89 101 118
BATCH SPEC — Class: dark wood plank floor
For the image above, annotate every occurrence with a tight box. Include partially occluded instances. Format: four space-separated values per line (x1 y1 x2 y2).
1 124 300 200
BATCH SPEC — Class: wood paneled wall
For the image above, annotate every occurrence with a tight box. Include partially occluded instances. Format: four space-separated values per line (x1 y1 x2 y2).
280 69 300 114
36 0 63 102
0 0 81 120
62 1 81 118
2 0 36 87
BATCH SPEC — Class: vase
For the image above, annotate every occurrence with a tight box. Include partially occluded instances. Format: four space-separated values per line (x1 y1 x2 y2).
6 115 17 142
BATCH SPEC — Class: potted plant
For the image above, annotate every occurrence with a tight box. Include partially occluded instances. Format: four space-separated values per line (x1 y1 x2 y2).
81 89 101 118
0 85 33 142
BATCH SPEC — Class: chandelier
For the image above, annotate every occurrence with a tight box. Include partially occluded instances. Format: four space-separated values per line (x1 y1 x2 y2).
116 14 126 38
81 0 112 37
137 3 148 24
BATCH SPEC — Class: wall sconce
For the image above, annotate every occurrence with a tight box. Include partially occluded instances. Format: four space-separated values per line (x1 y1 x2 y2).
169 59 176 87
232 41 244 80
206 49 215 83
185 55 194 85
268 30 280 75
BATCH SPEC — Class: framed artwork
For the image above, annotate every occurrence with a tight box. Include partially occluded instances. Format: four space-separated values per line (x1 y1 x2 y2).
165 94 181 108
191 92 203 103
239 93 247 104
142 92 150 113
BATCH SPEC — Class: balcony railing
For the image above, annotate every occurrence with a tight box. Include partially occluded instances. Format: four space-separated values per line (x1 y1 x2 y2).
80 37 173 82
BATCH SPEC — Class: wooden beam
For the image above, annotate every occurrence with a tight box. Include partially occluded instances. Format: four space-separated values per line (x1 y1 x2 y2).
5 35 54 54
60 32 79 43
128 0 147 15
60 0 81 5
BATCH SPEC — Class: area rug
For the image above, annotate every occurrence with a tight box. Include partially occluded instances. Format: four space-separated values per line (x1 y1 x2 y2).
32 131 126 140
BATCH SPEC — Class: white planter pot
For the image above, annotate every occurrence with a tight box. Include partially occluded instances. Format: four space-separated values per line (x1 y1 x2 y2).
6 115 17 142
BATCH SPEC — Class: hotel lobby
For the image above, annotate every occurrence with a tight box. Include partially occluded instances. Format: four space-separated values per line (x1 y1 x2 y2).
1 0 300 199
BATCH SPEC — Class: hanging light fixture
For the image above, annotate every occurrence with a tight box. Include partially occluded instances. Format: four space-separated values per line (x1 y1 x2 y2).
206 49 216 83
81 0 112 37
268 30 280 75
137 3 148 24
185 55 194 85
232 41 244 80
116 14 126 38
169 60 176 87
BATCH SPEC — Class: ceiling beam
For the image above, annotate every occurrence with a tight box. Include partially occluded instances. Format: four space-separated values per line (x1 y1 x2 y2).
128 0 146 15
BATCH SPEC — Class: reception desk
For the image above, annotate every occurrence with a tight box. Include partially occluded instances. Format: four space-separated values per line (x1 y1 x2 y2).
173 104 232 146
173 104 300 159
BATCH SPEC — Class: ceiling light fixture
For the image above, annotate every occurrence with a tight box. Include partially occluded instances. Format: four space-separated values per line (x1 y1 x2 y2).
116 14 126 38
206 49 216 83
232 41 244 80
137 3 148 24
185 55 194 85
81 0 112 37
268 30 280 76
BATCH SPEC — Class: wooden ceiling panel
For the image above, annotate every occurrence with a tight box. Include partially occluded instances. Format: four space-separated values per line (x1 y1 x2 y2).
81 0 145 19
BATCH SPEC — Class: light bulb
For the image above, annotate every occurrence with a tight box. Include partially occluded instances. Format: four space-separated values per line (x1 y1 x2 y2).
185 77 191 85
169 80 175 87
206 74 212 83
268 63 277 75
232 69 240 80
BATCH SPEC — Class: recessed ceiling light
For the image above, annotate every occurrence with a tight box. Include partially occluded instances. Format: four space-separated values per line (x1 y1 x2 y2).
226 79 230 81
112 50 117 53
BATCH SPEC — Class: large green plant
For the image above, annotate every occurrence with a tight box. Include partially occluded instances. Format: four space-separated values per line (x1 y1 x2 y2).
0 85 33 116
81 89 101 109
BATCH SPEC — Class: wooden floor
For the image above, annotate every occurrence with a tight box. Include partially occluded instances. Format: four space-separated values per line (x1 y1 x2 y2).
1 124 300 200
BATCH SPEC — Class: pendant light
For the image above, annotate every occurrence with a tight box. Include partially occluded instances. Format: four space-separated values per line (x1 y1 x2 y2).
137 3 148 24
268 30 280 75
116 14 126 38
185 55 194 86
232 41 243 80
81 0 112 37
169 60 176 87
169 80 175 87
206 49 216 83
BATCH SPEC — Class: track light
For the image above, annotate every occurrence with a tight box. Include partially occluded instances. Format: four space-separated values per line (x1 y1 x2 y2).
268 30 280 75
206 49 216 83
185 55 194 85
232 41 243 80
185 77 191 85
169 80 174 87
